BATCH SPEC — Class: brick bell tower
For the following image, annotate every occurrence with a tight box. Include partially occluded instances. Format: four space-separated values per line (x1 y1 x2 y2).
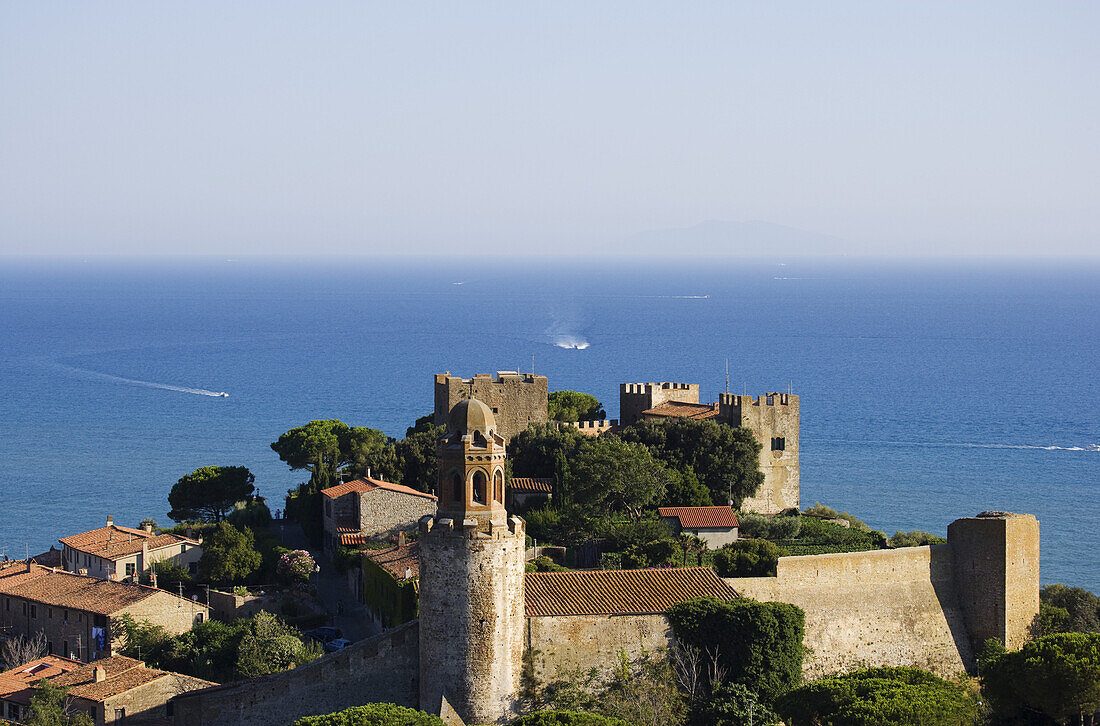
418 398 526 725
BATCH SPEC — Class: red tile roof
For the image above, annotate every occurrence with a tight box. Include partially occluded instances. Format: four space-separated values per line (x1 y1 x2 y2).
658 506 739 529
59 525 198 561
525 567 739 616
362 542 420 581
339 533 368 547
511 477 553 493
642 402 721 420
321 477 437 501
50 655 215 702
0 656 83 706
0 562 189 615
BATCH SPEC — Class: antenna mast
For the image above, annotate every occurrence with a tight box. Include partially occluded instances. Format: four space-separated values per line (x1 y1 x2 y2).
725 358 729 395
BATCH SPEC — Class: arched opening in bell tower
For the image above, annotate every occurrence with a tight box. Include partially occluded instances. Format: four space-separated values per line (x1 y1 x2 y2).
493 469 504 503
472 470 487 504
451 472 463 503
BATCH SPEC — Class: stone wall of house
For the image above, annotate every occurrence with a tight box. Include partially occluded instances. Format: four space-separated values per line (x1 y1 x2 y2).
170 621 420 726
526 613 673 685
435 373 548 442
112 589 209 644
85 673 212 724
359 490 437 540
0 597 104 662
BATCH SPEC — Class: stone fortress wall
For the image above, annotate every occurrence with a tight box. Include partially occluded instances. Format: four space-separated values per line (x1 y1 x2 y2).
733 512 1039 679
526 613 672 685
618 382 700 427
169 621 420 726
434 372 548 442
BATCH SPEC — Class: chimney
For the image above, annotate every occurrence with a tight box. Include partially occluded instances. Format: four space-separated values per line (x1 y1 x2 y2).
397 531 406 547
405 567 412 580
93 666 107 683
367 467 372 479
143 523 153 534
106 515 113 527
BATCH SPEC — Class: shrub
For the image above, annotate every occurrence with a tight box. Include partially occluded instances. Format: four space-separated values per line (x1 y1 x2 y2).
738 513 800 541
668 596 804 701
778 667 977 726
599 552 622 570
511 711 635 726
1039 583 1100 633
712 540 782 578
277 549 316 586
981 631 1100 724
888 530 946 548
694 682 781 726
293 703 446 726
527 556 570 573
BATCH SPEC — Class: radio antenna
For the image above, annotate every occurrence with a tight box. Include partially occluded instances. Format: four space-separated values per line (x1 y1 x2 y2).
725 359 729 395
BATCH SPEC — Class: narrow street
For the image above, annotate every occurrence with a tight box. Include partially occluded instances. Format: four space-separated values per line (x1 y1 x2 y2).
274 519 381 643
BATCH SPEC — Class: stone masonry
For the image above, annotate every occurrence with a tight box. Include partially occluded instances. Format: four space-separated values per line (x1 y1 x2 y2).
434 372 548 442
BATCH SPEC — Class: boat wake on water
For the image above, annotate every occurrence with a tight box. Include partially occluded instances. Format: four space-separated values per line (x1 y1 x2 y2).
822 439 1099 453
47 362 229 398
553 335 589 350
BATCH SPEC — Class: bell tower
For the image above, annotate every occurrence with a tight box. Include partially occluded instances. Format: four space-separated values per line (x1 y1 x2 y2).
436 397 508 529
418 398 526 725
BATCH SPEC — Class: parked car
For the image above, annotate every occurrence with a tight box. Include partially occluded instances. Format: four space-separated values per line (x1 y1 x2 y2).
305 626 341 644
324 638 352 652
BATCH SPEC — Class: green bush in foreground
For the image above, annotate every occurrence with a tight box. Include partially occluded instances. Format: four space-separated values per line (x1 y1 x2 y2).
293 703 445 726
511 710 635 726
777 667 977 726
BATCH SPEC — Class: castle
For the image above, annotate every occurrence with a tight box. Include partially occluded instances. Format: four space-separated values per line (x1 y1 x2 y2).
435 372 799 513
169 397 1041 726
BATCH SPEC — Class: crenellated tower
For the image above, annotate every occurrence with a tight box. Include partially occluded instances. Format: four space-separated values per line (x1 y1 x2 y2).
418 398 526 725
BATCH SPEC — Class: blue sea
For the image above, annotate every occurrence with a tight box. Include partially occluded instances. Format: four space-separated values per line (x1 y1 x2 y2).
0 257 1096 591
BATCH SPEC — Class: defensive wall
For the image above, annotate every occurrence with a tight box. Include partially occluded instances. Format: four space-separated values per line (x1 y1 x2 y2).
562 419 618 436
731 511 1039 679
435 372 548 442
526 613 672 684
169 620 420 726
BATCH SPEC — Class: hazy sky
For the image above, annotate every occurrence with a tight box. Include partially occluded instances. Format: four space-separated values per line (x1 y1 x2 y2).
1 2 1097 257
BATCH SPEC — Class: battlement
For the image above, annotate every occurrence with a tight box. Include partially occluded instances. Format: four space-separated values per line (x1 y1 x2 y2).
436 371 544 386
563 419 618 436
620 382 698 395
718 392 798 407
419 514 525 540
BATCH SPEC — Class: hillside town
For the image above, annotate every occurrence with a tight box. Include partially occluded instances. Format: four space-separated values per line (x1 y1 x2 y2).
1 371 1096 726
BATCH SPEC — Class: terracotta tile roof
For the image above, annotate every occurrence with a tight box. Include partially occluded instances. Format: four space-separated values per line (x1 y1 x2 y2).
334 520 359 534
340 533 369 547
0 562 186 615
642 401 721 420
50 655 216 702
0 656 83 705
59 525 198 561
362 542 419 580
321 477 437 501
511 477 553 493
658 506 739 529
525 567 739 616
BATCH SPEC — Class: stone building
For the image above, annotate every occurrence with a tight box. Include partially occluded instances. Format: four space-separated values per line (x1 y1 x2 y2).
59 517 202 582
619 382 799 514
320 477 437 552
434 372 548 442
0 562 208 662
0 654 82 723
658 506 740 548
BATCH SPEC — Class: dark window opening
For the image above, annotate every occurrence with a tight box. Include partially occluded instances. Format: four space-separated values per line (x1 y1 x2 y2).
451 473 463 503
125 563 136 577
771 437 785 451
472 471 487 504
493 470 504 504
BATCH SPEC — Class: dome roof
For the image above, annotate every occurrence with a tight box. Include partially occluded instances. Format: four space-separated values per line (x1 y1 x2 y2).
447 397 496 437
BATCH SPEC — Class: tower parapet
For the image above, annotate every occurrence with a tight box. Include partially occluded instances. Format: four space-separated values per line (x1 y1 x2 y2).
619 382 700 426
419 398 525 725
434 372 548 442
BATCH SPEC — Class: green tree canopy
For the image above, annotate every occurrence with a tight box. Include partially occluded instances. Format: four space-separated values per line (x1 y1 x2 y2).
618 418 764 507
1040 584 1100 633
236 611 321 677
395 415 445 493
568 436 674 519
26 680 94 726
167 465 255 523
981 631 1100 724
713 540 784 578
198 522 262 584
667 596 804 701
777 667 977 726
548 391 606 422
271 420 398 490
293 703 446 726
509 423 586 480
693 682 781 726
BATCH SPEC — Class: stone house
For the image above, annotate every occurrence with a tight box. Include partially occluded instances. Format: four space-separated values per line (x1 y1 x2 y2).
0 561 208 662
59 517 202 582
0 654 82 723
320 477 436 552
657 506 740 548
49 655 215 725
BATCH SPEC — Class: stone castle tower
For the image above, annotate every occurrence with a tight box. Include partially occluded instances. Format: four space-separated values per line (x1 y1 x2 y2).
418 398 526 725
434 372 548 442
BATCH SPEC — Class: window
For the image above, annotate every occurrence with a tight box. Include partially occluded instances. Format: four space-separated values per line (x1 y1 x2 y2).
324 499 332 517
451 473 462 503
48 607 53 618
115 707 126 721
472 470 487 504
493 470 504 503
47 641 53 654
188 562 198 575
30 604 36 619
4 597 8 611
125 563 136 577
63 609 69 622
22 601 27 615
63 640 68 657
771 437 785 451
181 544 187 555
